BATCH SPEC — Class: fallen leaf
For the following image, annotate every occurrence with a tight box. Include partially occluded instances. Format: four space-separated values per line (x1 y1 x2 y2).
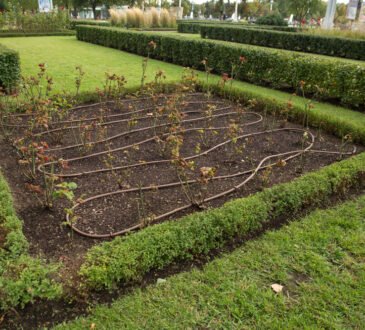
25 183 43 194
271 283 284 293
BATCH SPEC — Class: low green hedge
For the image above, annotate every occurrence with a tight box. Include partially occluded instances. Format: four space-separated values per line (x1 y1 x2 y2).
177 21 299 34
177 22 202 34
200 25 365 61
0 174 61 310
0 30 75 38
80 152 365 289
76 26 365 109
204 83 365 145
0 44 20 92
69 19 110 30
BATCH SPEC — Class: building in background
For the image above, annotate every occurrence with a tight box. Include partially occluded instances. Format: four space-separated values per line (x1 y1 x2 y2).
38 0 53 13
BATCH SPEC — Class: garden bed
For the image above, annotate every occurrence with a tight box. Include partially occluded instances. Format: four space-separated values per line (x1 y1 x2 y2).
0 92 361 265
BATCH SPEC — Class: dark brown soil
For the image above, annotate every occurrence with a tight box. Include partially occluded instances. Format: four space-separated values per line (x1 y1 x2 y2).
0 92 363 329
1 93 362 261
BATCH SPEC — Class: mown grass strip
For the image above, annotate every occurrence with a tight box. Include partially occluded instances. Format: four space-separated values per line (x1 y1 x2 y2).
78 151 365 289
56 195 365 329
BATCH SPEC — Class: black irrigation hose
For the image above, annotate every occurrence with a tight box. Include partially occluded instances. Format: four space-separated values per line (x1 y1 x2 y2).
37 111 263 177
67 128 340 238
68 139 356 238
3 92 217 123
9 95 358 239
34 106 230 137
37 105 236 153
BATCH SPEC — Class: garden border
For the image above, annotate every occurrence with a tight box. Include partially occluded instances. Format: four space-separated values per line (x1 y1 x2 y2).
77 83 365 289
1 78 365 308
55 194 365 329
0 43 20 91
79 145 365 289
75 25 365 109
0 173 61 310
177 21 299 34
0 31 75 38
200 24 365 60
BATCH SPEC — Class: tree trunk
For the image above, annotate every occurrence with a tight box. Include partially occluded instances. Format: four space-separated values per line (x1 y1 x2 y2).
92 3 97 20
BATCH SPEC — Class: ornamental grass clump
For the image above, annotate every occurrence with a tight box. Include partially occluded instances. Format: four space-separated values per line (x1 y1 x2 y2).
160 9 171 28
109 7 176 29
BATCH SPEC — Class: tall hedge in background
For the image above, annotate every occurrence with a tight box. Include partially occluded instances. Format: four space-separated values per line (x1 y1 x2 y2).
76 26 365 109
69 19 111 30
200 24 365 61
0 44 20 92
177 21 299 34
256 14 287 26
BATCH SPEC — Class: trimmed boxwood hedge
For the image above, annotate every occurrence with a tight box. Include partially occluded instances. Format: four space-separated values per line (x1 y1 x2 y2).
80 151 365 289
0 30 75 37
76 25 365 109
200 24 365 61
69 19 111 30
0 174 62 310
0 44 20 91
177 21 299 34
203 83 365 145
177 22 202 33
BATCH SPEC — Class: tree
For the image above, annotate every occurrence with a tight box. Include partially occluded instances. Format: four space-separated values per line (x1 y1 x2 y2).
5 0 38 11
0 0 7 11
285 0 322 22
54 0 75 9
172 0 191 17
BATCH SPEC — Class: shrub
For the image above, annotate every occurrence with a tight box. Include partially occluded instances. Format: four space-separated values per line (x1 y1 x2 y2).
80 152 365 289
150 7 159 27
177 20 299 34
109 9 120 26
0 256 62 310
76 26 365 109
109 7 176 29
0 44 20 92
1 10 70 32
200 24 365 61
133 8 144 28
126 8 137 28
204 82 365 145
160 8 171 28
69 19 110 30
0 31 75 37
177 21 201 33
256 13 286 26
0 174 62 310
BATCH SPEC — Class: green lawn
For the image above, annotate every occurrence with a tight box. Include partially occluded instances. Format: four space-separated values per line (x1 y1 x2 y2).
0 36 185 93
56 195 365 329
2 36 365 140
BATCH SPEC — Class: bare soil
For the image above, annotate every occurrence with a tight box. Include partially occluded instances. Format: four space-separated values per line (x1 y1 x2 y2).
0 93 363 329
